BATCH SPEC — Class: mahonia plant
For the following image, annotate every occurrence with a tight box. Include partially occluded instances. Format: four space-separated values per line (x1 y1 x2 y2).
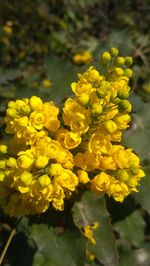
0 48 145 217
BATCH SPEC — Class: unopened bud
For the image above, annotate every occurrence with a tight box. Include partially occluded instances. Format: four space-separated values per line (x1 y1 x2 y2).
117 89 129 99
110 47 119 57
124 56 133 66
130 166 139 175
39 175 51 187
124 68 133 78
114 67 124 77
117 169 129 181
104 120 117 133
0 172 5 182
101 51 111 66
35 156 49 169
6 108 17 118
118 100 132 113
0 145 8 154
78 94 89 106
91 103 103 115
115 57 125 66
20 172 33 186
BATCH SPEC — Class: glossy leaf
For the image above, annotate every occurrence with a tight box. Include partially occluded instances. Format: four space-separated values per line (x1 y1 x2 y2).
72 191 118 266
28 224 86 266
114 210 145 247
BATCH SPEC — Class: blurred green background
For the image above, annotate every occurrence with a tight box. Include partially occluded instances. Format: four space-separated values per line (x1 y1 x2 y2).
0 1 150 265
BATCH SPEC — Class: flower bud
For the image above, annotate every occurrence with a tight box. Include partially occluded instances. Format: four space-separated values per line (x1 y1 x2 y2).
118 100 132 113
101 51 111 66
114 67 124 77
20 171 33 186
130 166 139 175
17 155 34 169
21 105 31 115
35 156 49 169
124 68 133 78
0 172 5 182
0 160 6 169
29 96 43 111
39 175 51 187
7 158 17 168
6 108 17 118
117 169 129 181
16 100 25 111
97 87 108 98
91 103 103 115
78 94 89 106
0 145 8 154
18 117 28 127
77 170 90 184
124 56 133 66
104 120 117 133
110 47 119 57
110 91 120 104
49 163 63 176
42 79 52 88
117 89 129 99
8 101 16 109
143 83 150 94
115 57 125 66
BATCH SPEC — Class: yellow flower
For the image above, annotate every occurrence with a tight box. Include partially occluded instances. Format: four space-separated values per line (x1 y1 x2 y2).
42 79 52 88
55 169 78 191
49 163 63 176
29 111 45 130
82 222 99 244
91 172 112 193
88 133 112 154
109 181 129 202
64 132 81 149
3 25 13 35
17 153 34 169
77 170 90 184
29 96 43 111
73 51 93 65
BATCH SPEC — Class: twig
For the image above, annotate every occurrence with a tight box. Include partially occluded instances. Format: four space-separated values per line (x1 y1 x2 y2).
0 228 16 265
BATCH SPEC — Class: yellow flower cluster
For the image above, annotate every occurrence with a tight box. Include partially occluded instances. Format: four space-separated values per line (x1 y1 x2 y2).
73 51 93 65
0 48 145 217
0 96 78 216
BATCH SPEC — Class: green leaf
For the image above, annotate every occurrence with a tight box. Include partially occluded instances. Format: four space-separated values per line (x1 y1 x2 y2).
119 245 150 266
134 167 150 215
122 102 150 159
114 210 145 247
44 54 86 101
72 191 118 266
28 224 85 266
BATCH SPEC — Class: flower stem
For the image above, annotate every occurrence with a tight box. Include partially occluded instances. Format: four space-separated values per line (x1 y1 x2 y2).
0 228 16 265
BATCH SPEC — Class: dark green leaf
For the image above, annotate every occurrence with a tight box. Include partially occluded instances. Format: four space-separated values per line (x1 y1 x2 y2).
114 210 145 247
122 102 150 159
119 245 150 266
72 191 118 266
29 224 85 266
134 167 150 215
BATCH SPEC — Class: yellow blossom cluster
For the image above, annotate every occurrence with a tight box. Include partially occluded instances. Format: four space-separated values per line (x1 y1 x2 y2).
0 96 78 216
0 48 145 217
73 51 93 65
